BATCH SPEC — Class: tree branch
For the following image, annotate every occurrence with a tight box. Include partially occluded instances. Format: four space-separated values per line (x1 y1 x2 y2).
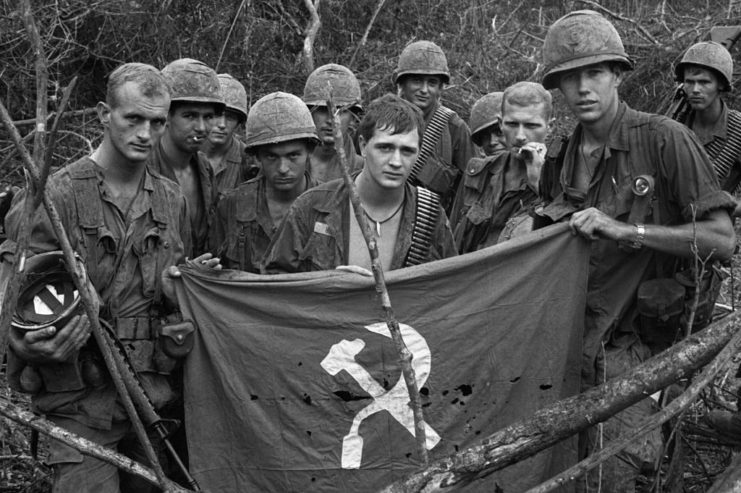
0 396 192 493
329 98 429 465
526 311 741 493
302 0 321 73
575 0 660 45
383 310 741 492
349 0 388 68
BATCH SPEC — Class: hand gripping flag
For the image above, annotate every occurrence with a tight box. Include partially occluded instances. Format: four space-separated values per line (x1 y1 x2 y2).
175 223 589 492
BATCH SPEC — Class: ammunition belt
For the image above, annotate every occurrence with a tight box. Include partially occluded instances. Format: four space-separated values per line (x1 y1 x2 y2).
705 109 741 185
408 106 455 183
405 186 440 267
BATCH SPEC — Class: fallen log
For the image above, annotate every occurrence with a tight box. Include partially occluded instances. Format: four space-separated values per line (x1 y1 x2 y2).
0 396 192 493
383 310 741 492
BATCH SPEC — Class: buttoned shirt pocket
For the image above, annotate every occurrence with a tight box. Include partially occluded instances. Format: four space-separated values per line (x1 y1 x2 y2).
298 230 338 271
81 226 118 288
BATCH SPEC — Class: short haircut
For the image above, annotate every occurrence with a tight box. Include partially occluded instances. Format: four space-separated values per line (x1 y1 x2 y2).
106 63 170 109
357 94 424 144
502 81 553 121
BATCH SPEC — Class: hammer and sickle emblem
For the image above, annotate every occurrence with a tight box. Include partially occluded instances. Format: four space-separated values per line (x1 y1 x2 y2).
320 322 441 469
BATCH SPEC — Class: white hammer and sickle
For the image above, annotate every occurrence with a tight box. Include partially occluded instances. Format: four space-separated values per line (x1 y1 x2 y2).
320 322 440 469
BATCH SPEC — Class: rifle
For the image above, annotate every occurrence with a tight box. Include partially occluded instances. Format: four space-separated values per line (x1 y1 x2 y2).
99 319 201 491
666 25 741 121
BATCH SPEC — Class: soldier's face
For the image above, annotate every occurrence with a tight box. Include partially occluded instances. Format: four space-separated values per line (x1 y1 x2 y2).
358 125 419 190
476 124 506 156
256 140 310 192
398 75 442 114
167 103 219 153
683 67 721 112
501 101 549 153
208 110 241 147
100 81 169 164
311 106 354 146
558 63 622 126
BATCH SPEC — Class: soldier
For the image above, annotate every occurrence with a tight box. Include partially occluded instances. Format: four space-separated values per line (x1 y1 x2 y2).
537 11 736 491
394 41 475 210
149 58 224 256
1 63 217 492
453 82 551 252
675 41 741 215
302 63 365 183
469 91 506 156
202 73 253 195
262 94 456 273
210 92 318 272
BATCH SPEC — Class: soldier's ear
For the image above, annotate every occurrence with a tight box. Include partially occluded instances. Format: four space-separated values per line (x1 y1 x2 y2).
358 135 367 157
97 102 111 127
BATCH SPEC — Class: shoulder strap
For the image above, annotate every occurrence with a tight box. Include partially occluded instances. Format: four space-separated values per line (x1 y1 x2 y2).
404 186 441 267
70 160 105 230
408 106 455 182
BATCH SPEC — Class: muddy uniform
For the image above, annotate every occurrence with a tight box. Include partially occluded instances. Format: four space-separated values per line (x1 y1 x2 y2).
207 137 249 196
149 140 214 256
537 102 735 481
414 103 475 209
211 172 316 273
685 101 741 193
453 151 538 252
262 179 456 273
2 157 189 491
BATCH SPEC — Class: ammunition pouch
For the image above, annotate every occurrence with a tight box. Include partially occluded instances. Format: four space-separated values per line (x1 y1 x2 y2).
676 264 726 332
637 264 725 351
637 278 686 350
156 319 195 360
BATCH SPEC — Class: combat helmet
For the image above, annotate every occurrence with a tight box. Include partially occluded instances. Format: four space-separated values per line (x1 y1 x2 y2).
469 92 504 145
218 74 248 120
675 41 733 91
12 251 81 331
394 40 450 84
542 10 634 90
161 58 225 109
244 92 319 149
303 64 362 111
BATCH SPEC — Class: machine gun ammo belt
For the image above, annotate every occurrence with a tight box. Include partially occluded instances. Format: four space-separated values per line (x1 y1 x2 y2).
408 106 455 183
705 109 741 184
405 186 440 267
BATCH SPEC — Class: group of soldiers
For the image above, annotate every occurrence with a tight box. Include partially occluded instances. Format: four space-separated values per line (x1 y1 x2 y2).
2 8 741 493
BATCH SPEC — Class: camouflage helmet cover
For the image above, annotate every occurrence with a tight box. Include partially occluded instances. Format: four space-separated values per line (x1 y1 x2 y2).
217 74 248 119
161 58 225 109
542 10 634 90
244 91 319 149
470 92 504 144
675 41 733 91
303 63 362 110
394 40 450 84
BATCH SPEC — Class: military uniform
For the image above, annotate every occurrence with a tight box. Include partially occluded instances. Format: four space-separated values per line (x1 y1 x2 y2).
685 101 741 193
2 157 190 492
210 171 316 273
149 139 214 256
262 179 456 273
453 151 537 252
206 136 249 195
537 102 735 488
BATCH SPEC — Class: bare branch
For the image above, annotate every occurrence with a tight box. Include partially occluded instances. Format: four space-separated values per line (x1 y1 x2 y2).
0 397 192 493
215 0 248 72
302 0 321 73
575 0 660 45
349 0 388 68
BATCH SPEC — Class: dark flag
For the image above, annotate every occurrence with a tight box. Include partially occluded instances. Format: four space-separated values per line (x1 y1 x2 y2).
176 223 588 492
